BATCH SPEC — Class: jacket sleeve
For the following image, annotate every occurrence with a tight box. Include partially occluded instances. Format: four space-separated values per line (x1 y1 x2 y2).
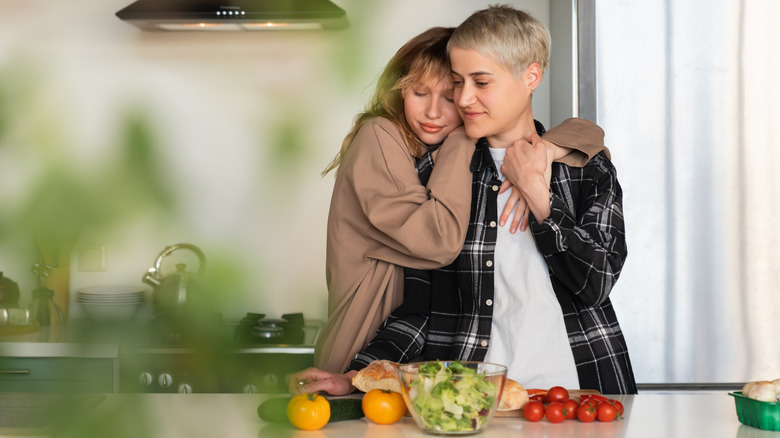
530 154 627 307
349 120 473 268
543 118 612 167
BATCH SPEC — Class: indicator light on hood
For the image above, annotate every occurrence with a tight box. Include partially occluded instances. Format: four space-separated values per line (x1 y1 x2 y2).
243 22 322 30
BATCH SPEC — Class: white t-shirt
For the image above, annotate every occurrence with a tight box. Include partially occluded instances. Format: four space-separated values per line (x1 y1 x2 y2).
483 147 579 389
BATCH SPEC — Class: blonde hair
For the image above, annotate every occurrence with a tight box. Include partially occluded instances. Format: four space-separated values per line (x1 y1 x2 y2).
448 5 550 78
322 27 454 176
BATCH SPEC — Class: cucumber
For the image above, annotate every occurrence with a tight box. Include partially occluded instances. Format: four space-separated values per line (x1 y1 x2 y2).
257 397 291 423
257 396 364 424
327 397 364 422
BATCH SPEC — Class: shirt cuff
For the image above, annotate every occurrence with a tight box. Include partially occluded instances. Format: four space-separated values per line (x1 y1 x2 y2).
530 193 576 255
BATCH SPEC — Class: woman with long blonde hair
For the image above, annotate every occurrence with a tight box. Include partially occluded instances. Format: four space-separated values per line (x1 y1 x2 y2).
315 27 473 376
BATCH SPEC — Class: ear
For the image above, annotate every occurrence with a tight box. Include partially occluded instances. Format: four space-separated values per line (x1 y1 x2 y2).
525 63 543 91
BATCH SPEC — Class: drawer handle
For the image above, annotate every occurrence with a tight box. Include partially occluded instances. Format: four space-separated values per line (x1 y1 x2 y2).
0 369 31 375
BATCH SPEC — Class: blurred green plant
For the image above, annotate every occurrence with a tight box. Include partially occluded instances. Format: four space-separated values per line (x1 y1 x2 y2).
327 1 375 91
57 395 156 438
266 111 309 171
0 62 176 267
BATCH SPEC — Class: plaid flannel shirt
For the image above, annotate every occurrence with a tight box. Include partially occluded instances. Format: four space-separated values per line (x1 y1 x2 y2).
350 125 637 395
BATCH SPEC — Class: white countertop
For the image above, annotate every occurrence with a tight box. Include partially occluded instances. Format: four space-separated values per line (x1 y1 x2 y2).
0 323 120 359
3 392 771 438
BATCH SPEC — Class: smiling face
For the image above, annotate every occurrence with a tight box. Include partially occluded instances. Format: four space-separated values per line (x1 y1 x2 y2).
402 77 462 146
450 46 541 148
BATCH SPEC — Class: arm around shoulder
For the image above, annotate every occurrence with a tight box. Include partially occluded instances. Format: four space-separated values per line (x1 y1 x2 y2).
357 121 474 267
543 118 611 167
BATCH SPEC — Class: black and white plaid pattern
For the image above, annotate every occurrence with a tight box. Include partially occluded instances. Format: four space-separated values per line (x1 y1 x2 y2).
349 128 637 394
413 146 437 187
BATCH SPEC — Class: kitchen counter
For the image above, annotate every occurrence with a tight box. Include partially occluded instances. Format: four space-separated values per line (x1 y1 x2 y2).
0 318 323 358
3 392 772 438
0 339 117 359
0 322 127 359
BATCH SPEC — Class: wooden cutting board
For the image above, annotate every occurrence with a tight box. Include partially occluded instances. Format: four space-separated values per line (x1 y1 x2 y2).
494 389 602 417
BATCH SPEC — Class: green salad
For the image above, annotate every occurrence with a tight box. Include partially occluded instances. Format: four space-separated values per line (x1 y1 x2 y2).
408 361 499 432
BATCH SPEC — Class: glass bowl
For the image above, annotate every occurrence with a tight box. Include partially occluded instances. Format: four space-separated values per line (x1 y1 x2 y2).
397 360 507 435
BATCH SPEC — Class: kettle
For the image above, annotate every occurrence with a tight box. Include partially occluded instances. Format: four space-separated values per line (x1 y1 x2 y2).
142 243 206 317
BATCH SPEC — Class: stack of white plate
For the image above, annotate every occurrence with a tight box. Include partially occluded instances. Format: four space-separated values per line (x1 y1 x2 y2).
76 286 146 321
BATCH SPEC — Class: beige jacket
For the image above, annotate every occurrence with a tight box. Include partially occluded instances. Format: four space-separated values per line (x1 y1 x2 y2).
314 117 607 373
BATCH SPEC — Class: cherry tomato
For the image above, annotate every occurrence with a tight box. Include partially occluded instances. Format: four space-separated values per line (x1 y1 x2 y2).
611 400 625 416
545 402 566 424
597 402 618 422
286 393 331 431
546 386 569 403
576 403 597 423
522 400 545 422
561 399 579 420
580 399 598 410
361 389 406 425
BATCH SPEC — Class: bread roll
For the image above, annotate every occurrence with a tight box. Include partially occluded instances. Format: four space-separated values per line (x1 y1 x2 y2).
497 378 529 411
352 360 402 393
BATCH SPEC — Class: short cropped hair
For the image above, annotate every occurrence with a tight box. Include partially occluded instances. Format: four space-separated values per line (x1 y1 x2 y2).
449 4 551 78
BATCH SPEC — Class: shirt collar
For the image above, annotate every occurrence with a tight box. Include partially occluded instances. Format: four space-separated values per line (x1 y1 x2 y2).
469 137 496 174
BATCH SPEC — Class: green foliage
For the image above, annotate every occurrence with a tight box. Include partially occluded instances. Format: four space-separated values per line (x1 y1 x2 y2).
0 62 176 264
268 115 308 168
117 109 176 212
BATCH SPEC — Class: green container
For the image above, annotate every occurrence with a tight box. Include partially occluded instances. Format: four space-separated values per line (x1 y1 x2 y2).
729 391 780 431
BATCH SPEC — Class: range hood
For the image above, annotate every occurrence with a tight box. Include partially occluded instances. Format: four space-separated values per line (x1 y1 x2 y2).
116 0 348 31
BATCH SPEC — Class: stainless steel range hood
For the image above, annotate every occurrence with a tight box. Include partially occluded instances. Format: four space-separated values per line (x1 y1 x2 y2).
116 0 348 31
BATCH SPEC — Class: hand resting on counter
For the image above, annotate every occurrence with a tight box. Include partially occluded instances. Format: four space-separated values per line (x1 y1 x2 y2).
288 368 357 396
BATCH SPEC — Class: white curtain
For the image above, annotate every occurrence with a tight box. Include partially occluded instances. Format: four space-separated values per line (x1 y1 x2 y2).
595 0 780 383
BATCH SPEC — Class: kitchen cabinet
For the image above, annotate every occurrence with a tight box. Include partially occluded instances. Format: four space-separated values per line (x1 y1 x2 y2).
0 341 118 394
0 356 116 393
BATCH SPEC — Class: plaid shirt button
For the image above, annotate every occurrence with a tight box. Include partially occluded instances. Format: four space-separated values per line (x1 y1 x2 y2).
489 221 497 227
486 260 493 267
491 185 499 191
486 299 493 306
480 340 488 347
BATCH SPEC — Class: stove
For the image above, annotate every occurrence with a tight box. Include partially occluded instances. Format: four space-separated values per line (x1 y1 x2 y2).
118 313 322 394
